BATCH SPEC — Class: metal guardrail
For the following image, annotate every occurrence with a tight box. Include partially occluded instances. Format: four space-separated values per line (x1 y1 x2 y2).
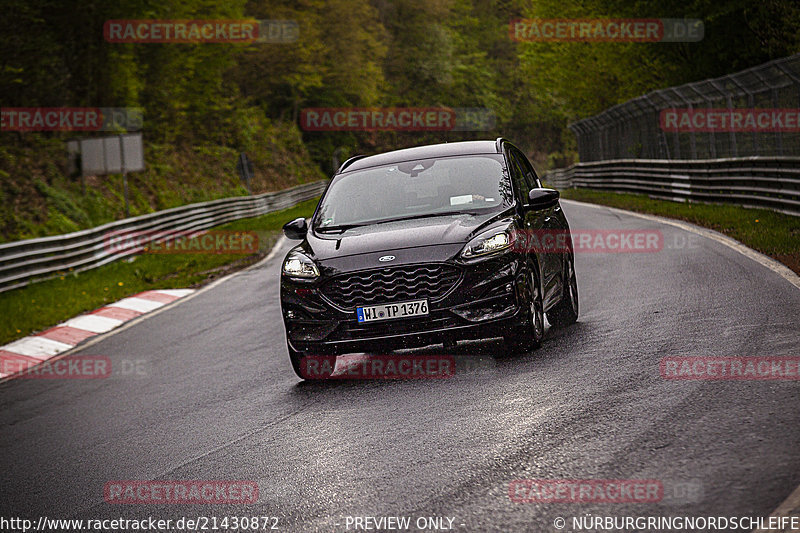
0 180 328 293
543 157 800 216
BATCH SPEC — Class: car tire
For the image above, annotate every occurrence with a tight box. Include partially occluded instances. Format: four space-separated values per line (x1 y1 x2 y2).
504 269 544 354
547 253 579 327
288 343 336 380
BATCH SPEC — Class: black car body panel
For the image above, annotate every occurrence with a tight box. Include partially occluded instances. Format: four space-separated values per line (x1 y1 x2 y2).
307 211 512 262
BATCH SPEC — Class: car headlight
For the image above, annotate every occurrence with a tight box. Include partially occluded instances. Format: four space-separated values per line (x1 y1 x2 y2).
461 228 512 259
282 251 320 279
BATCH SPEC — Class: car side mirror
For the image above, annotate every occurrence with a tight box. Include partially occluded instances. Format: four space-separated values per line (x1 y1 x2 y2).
526 188 560 210
283 217 308 240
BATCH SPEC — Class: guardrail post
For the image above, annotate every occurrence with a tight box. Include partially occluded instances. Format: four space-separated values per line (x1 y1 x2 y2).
120 134 131 218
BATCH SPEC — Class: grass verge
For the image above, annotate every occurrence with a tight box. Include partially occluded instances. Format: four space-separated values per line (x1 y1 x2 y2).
559 188 800 275
0 198 318 346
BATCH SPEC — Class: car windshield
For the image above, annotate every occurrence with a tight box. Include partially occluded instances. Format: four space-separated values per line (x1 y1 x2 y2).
314 155 513 229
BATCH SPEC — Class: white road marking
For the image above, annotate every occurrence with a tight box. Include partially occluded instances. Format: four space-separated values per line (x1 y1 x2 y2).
108 297 165 313
62 314 124 334
2 336 73 359
154 289 195 298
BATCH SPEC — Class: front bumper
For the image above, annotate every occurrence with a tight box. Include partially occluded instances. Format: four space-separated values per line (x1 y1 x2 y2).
280 253 528 355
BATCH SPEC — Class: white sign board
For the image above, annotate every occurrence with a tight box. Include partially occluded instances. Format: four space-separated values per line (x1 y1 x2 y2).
103 136 122 173
121 133 145 172
80 138 106 175
79 133 144 176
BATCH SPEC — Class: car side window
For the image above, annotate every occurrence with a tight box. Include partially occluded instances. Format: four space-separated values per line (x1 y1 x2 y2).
516 150 542 188
507 150 530 204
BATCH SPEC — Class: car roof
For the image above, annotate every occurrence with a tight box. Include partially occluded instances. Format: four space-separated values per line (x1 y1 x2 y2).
340 140 502 173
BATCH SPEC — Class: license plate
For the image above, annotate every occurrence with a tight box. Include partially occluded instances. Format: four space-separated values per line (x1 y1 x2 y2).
356 299 429 323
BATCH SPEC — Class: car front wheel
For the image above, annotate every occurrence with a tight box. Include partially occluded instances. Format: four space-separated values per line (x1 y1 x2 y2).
547 253 579 327
504 270 544 354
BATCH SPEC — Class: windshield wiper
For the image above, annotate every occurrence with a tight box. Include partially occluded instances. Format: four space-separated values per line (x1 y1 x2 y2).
392 212 454 222
316 211 485 233
315 223 366 233
387 211 484 222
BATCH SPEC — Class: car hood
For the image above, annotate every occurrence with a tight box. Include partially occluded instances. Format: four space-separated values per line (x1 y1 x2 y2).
305 211 512 263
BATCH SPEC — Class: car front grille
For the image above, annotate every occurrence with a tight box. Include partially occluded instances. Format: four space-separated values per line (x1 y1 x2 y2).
321 264 461 309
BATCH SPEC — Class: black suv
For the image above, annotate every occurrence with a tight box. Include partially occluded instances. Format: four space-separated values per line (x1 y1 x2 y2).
280 139 578 378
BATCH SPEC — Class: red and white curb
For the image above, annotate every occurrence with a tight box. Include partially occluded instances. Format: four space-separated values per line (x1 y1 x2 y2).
0 289 194 380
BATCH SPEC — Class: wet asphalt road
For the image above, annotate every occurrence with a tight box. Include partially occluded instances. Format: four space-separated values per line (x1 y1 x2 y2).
1 200 799 532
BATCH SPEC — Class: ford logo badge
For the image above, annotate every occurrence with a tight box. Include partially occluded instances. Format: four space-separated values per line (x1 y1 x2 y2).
378 255 395 262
